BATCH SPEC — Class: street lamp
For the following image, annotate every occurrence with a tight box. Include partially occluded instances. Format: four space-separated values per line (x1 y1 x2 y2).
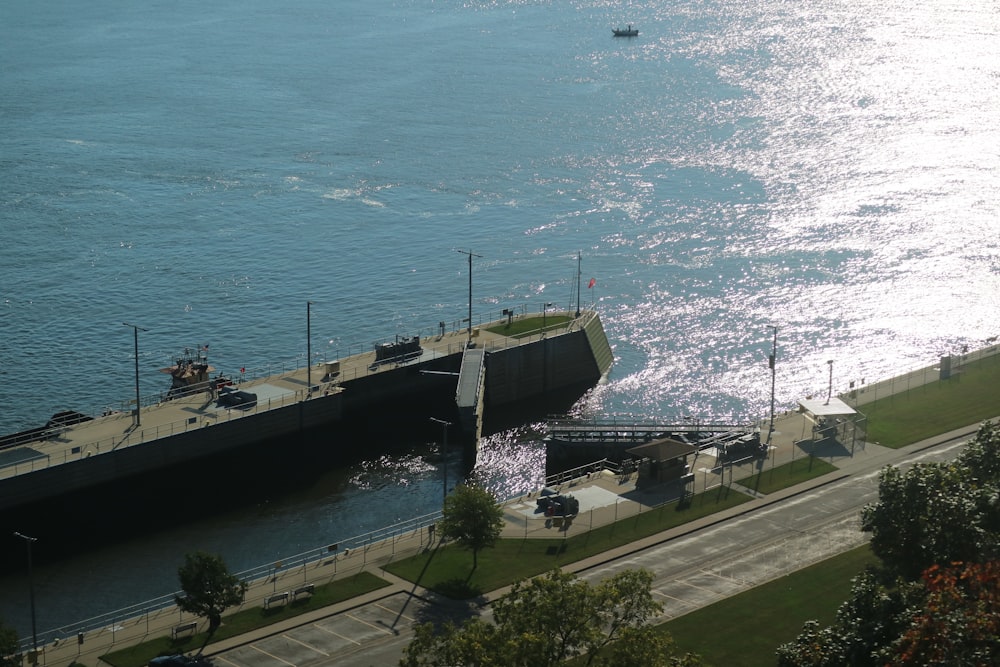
826 359 834 405
767 326 777 447
122 322 148 426
13 532 38 660
306 301 313 394
456 249 482 348
429 417 451 504
542 302 553 333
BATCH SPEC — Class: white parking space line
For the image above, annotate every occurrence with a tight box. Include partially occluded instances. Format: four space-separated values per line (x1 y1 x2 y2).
311 623 362 645
250 645 297 666
283 633 329 657
375 602 417 624
346 612 396 635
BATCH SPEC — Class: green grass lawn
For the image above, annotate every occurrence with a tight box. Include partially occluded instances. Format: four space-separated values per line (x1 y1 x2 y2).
863 352 1000 447
101 572 391 667
735 456 838 495
663 545 879 666
485 315 572 338
384 487 752 598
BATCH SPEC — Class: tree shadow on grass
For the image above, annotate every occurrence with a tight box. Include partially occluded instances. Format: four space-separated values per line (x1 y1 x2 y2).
435 577 484 599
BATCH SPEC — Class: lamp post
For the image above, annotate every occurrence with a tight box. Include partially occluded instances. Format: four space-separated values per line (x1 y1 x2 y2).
456 249 482 348
122 322 148 426
826 359 834 405
306 301 313 394
13 532 38 660
767 326 777 447
429 417 451 504
542 302 553 333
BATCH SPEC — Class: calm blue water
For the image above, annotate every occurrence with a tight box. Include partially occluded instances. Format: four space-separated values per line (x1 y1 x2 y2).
2 0 998 637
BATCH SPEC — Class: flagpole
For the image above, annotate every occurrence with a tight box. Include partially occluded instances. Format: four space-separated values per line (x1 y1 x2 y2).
575 251 581 317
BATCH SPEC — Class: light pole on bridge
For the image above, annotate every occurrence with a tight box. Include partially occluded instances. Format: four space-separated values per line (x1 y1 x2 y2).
13 532 38 660
122 322 148 426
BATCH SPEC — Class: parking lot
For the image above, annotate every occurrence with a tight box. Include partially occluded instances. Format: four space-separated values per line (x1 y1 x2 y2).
210 591 469 667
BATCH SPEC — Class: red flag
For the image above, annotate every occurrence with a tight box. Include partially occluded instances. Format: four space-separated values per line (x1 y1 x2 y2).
587 278 596 289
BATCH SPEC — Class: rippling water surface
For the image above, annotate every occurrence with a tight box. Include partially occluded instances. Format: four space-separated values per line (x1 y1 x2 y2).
1 0 997 636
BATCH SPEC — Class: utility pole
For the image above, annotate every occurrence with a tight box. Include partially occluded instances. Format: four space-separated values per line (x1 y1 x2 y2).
429 417 451 504
456 249 481 348
306 301 313 394
767 326 777 447
13 532 38 660
122 322 148 426
826 359 834 405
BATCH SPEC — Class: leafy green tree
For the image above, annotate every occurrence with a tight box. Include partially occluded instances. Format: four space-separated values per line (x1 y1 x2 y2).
779 421 1000 665
400 568 697 667
861 421 1000 579
0 618 19 667
776 570 921 666
439 483 505 569
175 551 248 640
597 626 704 667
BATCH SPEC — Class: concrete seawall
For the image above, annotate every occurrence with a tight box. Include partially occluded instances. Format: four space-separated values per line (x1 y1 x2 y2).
0 311 612 513
484 313 613 405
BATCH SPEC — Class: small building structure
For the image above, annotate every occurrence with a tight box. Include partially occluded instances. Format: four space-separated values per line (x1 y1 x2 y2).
797 397 864 450
625 437 697 488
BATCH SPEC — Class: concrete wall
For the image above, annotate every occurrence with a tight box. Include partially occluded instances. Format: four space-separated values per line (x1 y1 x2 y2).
0 314 613 511
484 327 602 406
0 393 343 511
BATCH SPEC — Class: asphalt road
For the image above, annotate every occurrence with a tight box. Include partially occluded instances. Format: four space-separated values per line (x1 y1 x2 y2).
204 435 971 667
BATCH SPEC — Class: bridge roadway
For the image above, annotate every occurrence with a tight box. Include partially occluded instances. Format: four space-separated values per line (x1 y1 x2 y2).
31 403 987 667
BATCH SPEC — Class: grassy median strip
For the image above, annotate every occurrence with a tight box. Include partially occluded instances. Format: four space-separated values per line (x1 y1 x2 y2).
101 572 391 667
384 487 752 598
735 456 838 495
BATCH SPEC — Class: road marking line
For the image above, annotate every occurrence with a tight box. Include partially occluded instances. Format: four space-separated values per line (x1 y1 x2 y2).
283 633 329 657
250 644 296 666
312 623 362 645
347 612 395 635
375 602 416 623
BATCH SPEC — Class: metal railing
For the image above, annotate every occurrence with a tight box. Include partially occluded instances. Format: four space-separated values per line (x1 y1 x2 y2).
0 309 598 482
17 510 445 655
17 460 618 655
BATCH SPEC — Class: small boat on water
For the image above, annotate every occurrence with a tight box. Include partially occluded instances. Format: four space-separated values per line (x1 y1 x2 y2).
613 25 638 37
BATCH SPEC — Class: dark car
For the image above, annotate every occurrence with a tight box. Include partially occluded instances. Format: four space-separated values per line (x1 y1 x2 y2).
535 493 580 517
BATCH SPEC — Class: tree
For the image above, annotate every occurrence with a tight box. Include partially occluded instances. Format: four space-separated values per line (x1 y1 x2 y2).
598 626 704 667
779 421 1000 665
400 568 699 667
860 421 1000 580
776 570 921 666
439 483 504 569
889 560 1000 665
0 618 19 667
175 551 248 640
